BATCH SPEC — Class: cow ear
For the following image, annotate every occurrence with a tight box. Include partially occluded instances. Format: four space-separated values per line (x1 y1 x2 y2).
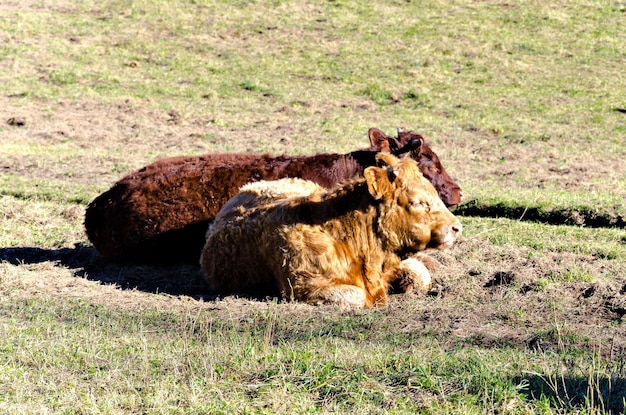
374 152 399 168
405 133 423 153
368 128 392 153
364 166 395 200
394 131 423 155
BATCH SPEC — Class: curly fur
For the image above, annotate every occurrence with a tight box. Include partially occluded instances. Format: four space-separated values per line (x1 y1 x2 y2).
200 154 462 308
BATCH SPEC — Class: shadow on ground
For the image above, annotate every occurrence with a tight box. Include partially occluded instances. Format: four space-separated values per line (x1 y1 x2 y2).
0 243 214 299
516 373 626 414
457 200 626 229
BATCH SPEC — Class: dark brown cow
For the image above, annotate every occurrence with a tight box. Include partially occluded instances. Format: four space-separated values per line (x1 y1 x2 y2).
85 128 462 264
200 153 462 308
394 130 463 211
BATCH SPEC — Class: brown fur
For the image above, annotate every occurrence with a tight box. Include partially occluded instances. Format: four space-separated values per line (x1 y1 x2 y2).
200 154 462 308
85 128 462 264
395 130 463 210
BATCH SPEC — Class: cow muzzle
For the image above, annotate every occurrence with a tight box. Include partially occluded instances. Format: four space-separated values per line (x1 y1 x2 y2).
432 221 462 249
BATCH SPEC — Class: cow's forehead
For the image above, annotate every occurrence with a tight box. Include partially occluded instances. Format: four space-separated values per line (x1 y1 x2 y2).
405 184 439 203
395 158 427 182
394 157 421 173
395 159 440 197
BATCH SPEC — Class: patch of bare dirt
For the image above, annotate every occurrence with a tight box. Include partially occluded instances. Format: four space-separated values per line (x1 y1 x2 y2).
1 236 624 360
1 97 220 188
419 238 626 355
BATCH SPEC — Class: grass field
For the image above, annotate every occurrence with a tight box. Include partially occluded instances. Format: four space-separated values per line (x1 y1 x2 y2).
1 0 625 413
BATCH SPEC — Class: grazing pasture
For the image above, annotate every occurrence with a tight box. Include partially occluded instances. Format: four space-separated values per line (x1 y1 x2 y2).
0 0 625 414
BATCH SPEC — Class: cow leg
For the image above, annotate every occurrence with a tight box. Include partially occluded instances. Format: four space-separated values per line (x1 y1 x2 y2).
318 284 368 309
294 281 367 309
412 252 441 273
392 256 434 294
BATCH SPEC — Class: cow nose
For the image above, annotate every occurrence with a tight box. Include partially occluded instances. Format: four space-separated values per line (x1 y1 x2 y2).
451 223 462 237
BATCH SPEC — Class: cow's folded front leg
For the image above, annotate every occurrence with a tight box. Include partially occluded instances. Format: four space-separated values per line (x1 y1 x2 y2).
411 252 441 273
288 272 389 309
390 254 439 294
295 281 368 309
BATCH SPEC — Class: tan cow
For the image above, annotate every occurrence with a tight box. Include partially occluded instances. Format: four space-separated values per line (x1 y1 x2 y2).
200 153 462 308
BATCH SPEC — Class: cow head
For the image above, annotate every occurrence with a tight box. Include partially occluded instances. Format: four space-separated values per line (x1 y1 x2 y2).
367 128 464 209
364 153 462 255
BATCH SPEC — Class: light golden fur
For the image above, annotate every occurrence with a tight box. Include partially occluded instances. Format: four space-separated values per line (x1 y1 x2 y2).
200 153 461 308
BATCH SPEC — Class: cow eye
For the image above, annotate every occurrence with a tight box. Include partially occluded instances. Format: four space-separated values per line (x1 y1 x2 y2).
409 200 429 211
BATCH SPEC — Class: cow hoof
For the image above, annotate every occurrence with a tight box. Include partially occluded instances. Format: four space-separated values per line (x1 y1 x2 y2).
399 257 432 292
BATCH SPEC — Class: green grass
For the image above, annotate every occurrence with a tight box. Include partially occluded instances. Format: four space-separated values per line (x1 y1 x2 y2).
463 216 626 259
0 0 625 413
457 184 626 230
0 174 98 204
1 297 623 414
0 196 85 249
